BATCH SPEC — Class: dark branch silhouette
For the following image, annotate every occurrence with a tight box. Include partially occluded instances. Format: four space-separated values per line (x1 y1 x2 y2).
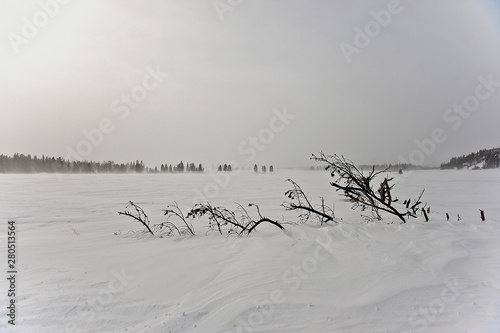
163 202 195 236
118 201 154 235
282 179 337 225
311 152 425 223
187 203 283 235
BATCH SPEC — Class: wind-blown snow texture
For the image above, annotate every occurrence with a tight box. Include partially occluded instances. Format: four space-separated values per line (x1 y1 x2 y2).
0 169 499 332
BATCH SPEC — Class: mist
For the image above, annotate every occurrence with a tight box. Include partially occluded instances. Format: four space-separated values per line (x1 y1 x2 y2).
1 0 500 168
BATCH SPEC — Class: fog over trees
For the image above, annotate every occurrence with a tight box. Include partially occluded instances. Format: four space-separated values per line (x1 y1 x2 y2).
0 153 204 174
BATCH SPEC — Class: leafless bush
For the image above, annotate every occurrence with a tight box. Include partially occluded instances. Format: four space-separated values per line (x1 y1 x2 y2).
118 201 283 237
311 152 426 223
118 201 194 237
118 201 154 235
163 202 195 236
281 179 338 225
187 203 284 235
118 152 429 237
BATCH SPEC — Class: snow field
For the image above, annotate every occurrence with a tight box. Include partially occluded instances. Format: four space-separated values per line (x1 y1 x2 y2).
0 169 499 332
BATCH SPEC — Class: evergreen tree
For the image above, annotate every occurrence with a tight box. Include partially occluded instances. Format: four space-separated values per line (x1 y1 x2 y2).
134 160 145 173
176 161 185 173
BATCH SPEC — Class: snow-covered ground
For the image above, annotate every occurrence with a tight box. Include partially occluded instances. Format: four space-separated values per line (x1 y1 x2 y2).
1 169 499 332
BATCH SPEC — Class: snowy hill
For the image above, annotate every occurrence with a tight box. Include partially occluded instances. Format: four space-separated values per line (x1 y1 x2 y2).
441 148 500 170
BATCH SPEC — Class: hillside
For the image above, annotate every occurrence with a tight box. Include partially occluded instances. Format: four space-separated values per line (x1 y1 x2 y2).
440 148 500 170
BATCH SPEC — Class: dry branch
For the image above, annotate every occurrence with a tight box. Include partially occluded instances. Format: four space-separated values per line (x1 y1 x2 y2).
311 152 425 223
118 201 154 235
282 179 337 225
163 202 195 235
187 203 283 235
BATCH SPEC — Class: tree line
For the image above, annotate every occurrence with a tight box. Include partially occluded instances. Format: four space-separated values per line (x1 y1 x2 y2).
214 164 275 172
254 164 274 173
440 148 500 170
0 153 204 174
217 164 233 172
161 162 204 173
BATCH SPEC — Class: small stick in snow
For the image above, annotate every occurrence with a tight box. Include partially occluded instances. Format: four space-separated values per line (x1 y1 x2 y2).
480 210 485 221
422 208 429 222
446 213 450 221
457 214 461 221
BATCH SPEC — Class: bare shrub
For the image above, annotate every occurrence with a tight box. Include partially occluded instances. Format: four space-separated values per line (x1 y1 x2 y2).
187 203 284 235
311 152 425 223
163 202 195 236
119 201 283 237
118 201 154 235
118 201 195 237
281 179 338 225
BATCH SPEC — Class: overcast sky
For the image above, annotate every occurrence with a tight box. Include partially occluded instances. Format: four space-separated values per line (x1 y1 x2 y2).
1 0 500 168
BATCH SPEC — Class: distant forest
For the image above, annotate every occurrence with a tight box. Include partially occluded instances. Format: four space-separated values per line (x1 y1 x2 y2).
2 148 499 174
440 148 500 170
0 153 204 174
356 163 437 172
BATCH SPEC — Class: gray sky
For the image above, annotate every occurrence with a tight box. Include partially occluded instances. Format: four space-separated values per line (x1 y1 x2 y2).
1 0 500 169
